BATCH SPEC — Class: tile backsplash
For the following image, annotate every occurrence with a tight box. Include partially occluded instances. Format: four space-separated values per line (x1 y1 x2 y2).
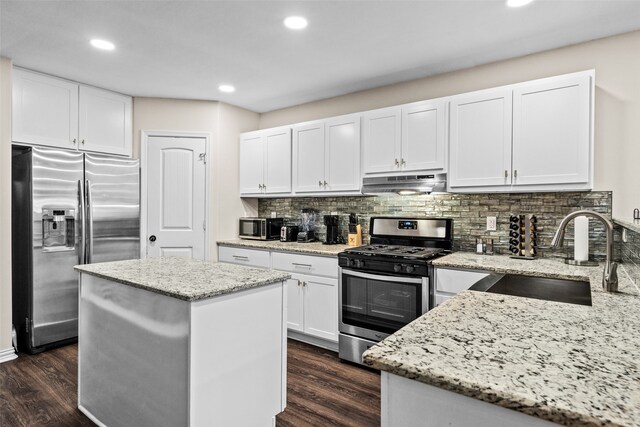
259 191 613 260
620 226 640 287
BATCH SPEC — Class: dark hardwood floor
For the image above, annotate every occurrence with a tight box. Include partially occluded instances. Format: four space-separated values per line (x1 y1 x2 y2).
0 339 380 426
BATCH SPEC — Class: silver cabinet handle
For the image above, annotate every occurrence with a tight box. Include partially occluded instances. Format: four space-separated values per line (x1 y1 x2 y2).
85 180 93 264
262 183 266 192
401 158 406 166
233 255 250 261
504 170 508 178
514 170 518 178
258 184 262 190
77 180 86 265
72 138 77 145
292 262 312 269
81 139 85 145
301 281 307 287
319 180 323 187
323 180 328 187
395 158 399 167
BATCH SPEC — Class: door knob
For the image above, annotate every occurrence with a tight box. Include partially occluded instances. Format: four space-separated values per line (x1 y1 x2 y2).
149 235 156 242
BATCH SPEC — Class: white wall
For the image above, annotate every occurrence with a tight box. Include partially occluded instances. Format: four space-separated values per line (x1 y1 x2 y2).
133 98 259 260
259 30 640 217
0 57 14 356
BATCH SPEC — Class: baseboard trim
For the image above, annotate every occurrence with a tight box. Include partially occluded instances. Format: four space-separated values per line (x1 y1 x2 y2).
0 347 17 364
78 405 107 427
287 331 338 352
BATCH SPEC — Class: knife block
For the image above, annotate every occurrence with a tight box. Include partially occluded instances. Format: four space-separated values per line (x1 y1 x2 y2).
348 224 362 246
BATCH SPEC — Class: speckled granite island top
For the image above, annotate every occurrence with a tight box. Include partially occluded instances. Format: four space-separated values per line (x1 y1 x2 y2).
75 257 290 302
217 239 351 256
364 253 640 426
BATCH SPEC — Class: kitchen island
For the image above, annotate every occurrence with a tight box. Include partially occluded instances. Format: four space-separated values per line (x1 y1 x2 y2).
364 253 640 427
74 257 290 427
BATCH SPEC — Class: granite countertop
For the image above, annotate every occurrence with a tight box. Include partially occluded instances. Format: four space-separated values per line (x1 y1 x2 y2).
614 217 640 234
217 239 352 256
364 253 640 426
75 257 291 302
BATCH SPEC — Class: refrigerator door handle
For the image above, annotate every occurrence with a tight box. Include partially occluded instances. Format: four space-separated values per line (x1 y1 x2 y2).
78 179 86 265
86 179 94 264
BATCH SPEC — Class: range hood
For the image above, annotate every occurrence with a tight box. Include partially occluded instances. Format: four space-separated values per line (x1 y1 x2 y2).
361 174 447 195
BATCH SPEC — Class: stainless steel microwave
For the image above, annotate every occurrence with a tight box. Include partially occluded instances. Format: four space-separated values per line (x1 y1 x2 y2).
239 217 284 240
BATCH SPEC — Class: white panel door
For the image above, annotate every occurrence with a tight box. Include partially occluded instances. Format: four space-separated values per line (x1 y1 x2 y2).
513 74 591 186
362 107 401 174
303 276 338 342
293 122 326 193
239 132 265 195
79 85 132 156
402 100 446 172
325 114 361 192
449 90 513 188
147 136 206 259
12 68 79 149
264 128 292 194
286 276 304 333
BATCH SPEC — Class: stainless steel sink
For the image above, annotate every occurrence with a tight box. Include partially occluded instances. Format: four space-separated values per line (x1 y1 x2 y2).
469 274 592 306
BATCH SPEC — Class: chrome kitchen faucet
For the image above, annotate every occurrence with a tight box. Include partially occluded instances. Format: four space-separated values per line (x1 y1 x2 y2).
551 210 618 292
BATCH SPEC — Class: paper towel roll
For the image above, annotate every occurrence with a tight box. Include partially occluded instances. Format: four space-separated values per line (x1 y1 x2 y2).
574 216 589 262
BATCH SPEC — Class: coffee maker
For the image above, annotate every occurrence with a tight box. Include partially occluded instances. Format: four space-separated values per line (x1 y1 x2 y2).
324 215 340 245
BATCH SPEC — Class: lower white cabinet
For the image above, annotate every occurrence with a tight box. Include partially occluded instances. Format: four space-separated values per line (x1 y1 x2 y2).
434 268 489 306
218 246 270 269
286 273 338 342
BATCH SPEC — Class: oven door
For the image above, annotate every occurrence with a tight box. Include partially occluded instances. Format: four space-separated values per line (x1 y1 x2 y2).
339 267 428 342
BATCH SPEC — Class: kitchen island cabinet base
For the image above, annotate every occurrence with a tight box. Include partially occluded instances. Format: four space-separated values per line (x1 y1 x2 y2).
382 372 557 427
78 274 286 427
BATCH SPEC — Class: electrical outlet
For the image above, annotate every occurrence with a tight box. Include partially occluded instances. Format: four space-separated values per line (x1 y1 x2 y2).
331 211 338 215
487 216 497 231
271 211 277 218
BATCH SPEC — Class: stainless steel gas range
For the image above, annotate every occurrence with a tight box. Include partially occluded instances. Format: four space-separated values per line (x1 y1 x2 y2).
337 217 453 365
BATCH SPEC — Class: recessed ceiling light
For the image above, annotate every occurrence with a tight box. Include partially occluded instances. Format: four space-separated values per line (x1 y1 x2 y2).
506 0 534 7
284 16 308 30
218 84 235 93
90 39 115 51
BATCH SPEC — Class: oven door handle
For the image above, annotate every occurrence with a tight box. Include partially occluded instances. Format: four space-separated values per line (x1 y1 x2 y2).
342 269 423 284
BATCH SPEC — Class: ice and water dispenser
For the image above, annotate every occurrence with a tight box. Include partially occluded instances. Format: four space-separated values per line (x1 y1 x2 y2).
41 209 75 251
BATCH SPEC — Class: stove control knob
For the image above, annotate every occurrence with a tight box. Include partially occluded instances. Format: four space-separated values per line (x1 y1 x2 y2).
405 265 415 274
355 259 365 268
393 264 402 273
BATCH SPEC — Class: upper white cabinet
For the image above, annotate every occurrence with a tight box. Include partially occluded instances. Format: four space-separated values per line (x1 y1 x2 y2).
449 70 593 192
239 127 292 195
363 100 446 175
293 114 361 194
12 68 132 157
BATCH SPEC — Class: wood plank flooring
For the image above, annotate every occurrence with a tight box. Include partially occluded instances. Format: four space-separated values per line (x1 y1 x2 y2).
0 339 380 426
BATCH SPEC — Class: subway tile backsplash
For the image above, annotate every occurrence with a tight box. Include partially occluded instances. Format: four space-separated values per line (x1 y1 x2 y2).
259 191 613 260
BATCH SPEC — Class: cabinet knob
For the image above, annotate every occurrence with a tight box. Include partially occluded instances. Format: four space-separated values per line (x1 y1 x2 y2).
395 158 399 167
72 138 77 144
504 170 508 178
81 139 85 145
319 180 323 187
323 180 328 187
401 158 406 166
262 184 266 192
514 169 518 178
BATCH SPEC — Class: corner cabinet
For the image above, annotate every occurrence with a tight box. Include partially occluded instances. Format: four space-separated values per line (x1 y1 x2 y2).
363 99 446 175
293 114 361 194
449 70 593 192
239 127 292 196
12 68 132 157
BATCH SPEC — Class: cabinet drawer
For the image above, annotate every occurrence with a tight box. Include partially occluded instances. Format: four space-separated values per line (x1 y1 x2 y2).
218 246 270 269
272 252 338 278
435 268 489 294
435 293 452 307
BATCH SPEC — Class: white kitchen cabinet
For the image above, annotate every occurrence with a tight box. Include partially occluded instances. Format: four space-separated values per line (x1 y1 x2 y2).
449 89 513 188
239 127 292 195
449 70 593 192
303 275 339 342
12 68 133 157
286 276 304 332
218 246 270 269
512 74 591 186
363 100 446 175
78 85 132 156
293 114 361 194
434 267 489 306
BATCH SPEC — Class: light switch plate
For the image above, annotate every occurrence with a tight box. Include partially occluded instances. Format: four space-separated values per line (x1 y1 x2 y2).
487 216 497 231
271 212 277 218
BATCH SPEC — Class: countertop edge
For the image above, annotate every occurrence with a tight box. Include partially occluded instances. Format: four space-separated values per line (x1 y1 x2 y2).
614 217 640 234
216 239 349 257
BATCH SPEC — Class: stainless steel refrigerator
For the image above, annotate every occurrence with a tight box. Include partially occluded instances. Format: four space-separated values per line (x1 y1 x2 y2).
12 145 140 353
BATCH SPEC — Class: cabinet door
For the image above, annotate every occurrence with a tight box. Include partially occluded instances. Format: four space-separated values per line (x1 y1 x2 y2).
239 132 265 194
325 115 361 192
512 74 591 186
401 100 446 172
286 276 305 333
449 90 512 188
264 128 292 194
293 122 326 193
303 276 338 342
362 107 401 174
12 68 79 149
79 86 132 156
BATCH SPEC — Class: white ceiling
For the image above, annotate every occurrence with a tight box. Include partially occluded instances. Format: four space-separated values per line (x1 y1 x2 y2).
2 1 640 113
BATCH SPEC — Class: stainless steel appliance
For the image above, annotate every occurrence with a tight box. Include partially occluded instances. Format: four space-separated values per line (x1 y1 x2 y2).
280 225 299 242
361 173 447 195
12 146 140 353
338 217 453 365
238 217 283 240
